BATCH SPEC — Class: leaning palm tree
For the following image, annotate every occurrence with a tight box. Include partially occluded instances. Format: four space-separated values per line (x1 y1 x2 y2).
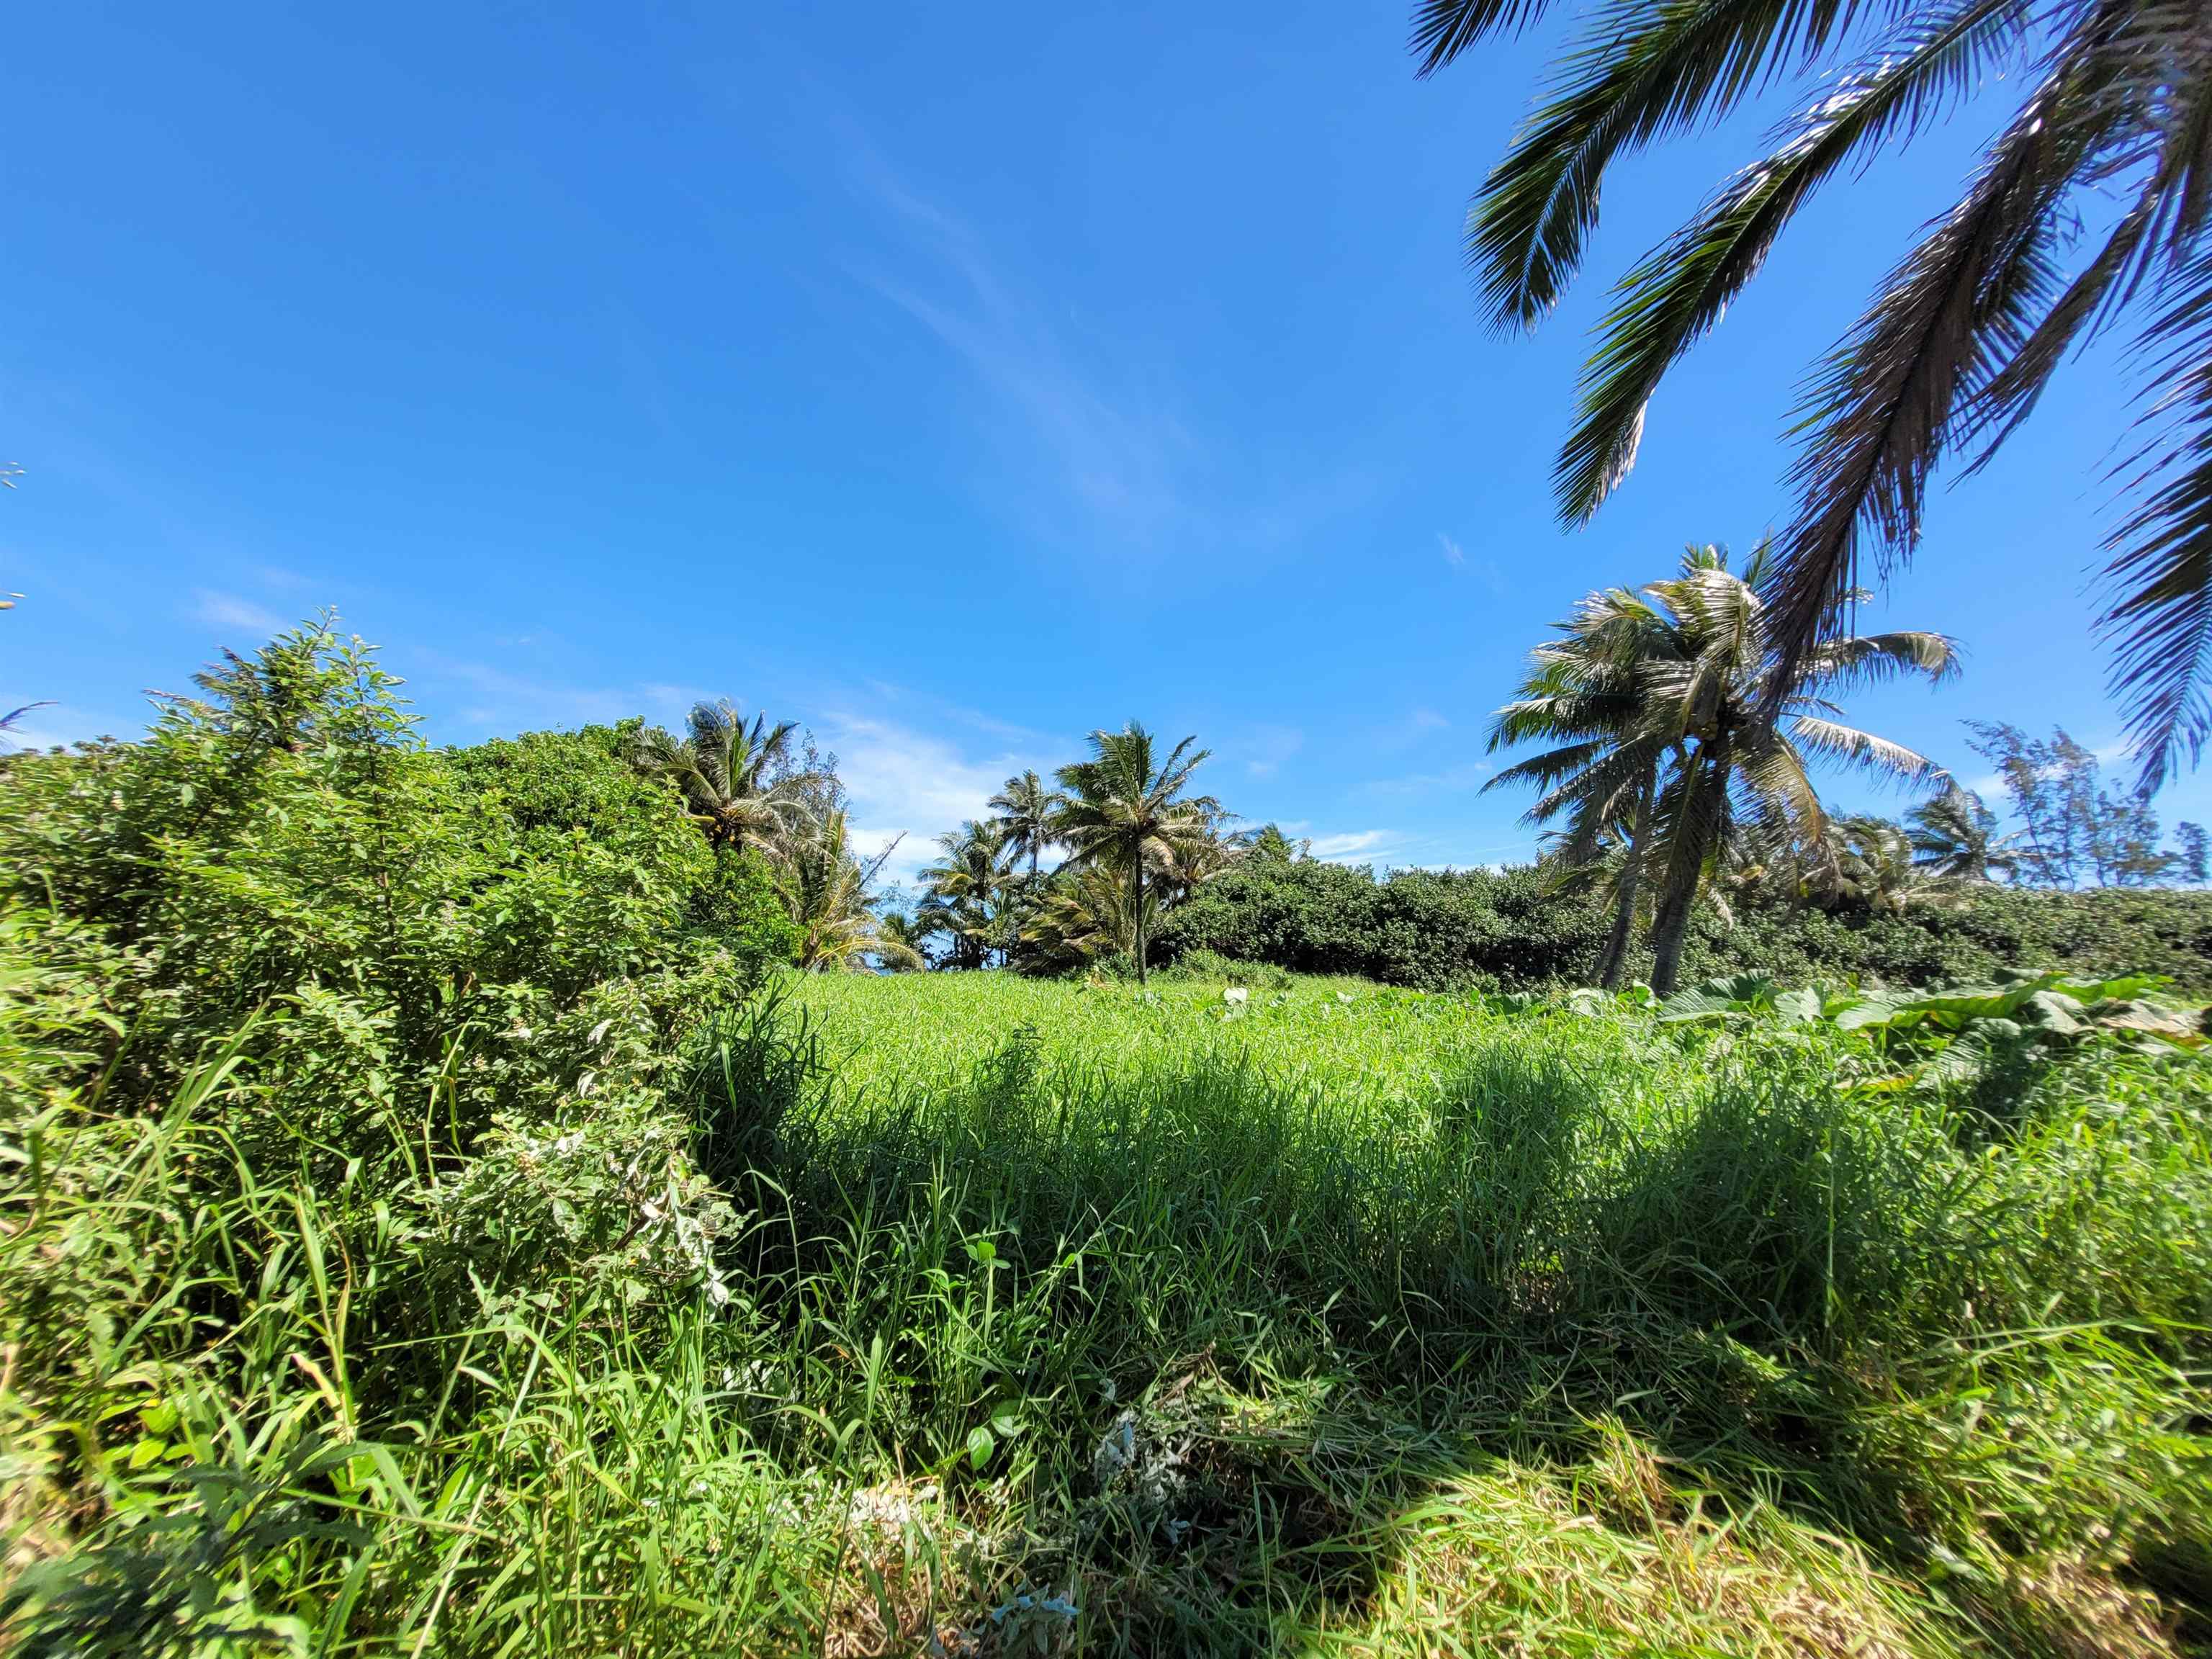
1052 724 1222 984
1157 800 1245 901
1801 815 1945 914
1485 583 1681 988
781 811 922 973
632 700 801 855
1417 0 2212 786
989 770 1063 883
1488 544 1959 994
1908 785 2019 883
1636 544 1959 992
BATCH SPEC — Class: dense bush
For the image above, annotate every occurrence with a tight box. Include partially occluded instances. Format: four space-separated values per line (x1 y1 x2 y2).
1157 855 1615 990
0 635 798 1119
1158 848 2212 991
1684 883 2212 990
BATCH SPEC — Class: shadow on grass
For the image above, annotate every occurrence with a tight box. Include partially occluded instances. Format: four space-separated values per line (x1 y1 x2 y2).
684 1002 2211 1655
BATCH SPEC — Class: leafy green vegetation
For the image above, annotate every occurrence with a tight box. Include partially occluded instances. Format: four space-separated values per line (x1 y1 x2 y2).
8 5 2211 1650
3 619 2211 1655
1158 843 2212 994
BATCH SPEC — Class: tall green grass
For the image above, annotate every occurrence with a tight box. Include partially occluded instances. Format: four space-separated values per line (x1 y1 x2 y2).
5 968 2210 1655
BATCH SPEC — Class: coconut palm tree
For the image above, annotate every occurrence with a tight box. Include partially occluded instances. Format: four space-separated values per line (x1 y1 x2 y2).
1052 723 1222 984
782 811 921 973
1908 785 2018 884
1416 0 2212 786
1488 544 1959 994
1485 583 1681 988
1159 801 1246 900
632 700 801 856
989 770 1063 883
1802 816 1942 914
1019 863 1159 973
876 909 933 971
1638 545 1957 991
920 818 1017 970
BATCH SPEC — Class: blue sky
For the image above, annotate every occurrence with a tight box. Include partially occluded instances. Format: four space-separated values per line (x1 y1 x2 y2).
3 1 2193 884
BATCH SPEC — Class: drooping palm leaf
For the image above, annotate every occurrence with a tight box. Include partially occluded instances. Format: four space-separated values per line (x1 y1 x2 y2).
2100 254 2212 787
1429 0 2212 783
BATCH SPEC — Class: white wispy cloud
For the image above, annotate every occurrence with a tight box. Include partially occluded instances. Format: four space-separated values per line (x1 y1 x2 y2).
819 711 1056 889
1243 723 1304 778
410 653 709 734
1373 705 1457 756
834 135 1194 540
1305 830 1537 871
1437 533 1511 595
191 590 286 637
1308 829 1395 863
1361 760 1490 796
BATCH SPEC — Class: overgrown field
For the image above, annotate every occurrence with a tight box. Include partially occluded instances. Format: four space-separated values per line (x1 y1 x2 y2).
9 958 2212 1655
4 633 2211 1655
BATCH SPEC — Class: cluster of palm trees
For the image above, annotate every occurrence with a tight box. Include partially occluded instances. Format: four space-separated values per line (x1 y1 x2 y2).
1694 788 2018 927
1487 543 1970 994
633 707 1241 979
904 725 1238 982
631 701 921 972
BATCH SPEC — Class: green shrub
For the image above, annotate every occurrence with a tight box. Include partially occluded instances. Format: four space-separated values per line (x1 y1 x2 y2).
686 847 803 974
1159 849 2212 991
1154 948 1290 989
1159 858 1614 989
1688 884 2212 990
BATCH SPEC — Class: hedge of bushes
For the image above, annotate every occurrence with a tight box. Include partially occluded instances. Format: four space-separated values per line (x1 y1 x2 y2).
1156 853 2212 991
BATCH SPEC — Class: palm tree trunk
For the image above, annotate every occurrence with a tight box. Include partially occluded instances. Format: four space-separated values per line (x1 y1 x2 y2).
1648 878 1696 997
1598 765 1656 990
1132 848 1147 984
1648 738 1729 998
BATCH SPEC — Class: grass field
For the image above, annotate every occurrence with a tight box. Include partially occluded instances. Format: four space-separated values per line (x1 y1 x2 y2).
7 966 2211 1655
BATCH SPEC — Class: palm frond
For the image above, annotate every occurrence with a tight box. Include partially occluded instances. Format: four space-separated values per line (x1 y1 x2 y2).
1411 0 1565 74
1469 0 1870 333
1736 727 1833 843
2100 253 2212 790
1786 712 1946 783
1791 628 1961 689
1558 0 2031 518
1763 35 2125 692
